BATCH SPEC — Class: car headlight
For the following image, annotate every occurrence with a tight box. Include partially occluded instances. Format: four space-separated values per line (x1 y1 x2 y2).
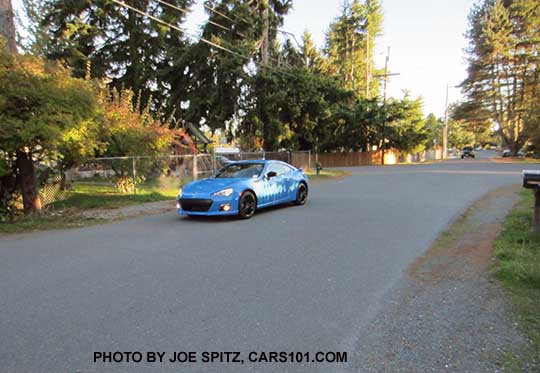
177 187 183 198
213 188 233 197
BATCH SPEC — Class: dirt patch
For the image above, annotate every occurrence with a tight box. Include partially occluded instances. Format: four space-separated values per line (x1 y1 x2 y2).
81 200 175 220
352 184 529 372
410 185 518 282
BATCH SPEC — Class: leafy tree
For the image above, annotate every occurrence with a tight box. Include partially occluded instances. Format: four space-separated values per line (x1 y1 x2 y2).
98 88 176 158
97 88 179 192
0 48 99 213
462 0 540 154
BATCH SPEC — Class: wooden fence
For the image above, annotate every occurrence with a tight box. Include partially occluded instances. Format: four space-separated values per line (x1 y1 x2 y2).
315 151 375 167
314 148 443 168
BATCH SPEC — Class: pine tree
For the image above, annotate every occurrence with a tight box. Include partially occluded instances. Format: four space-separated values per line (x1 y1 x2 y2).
300 31 325 73
28 0 194 112
462 0 540 154
325 0 382 98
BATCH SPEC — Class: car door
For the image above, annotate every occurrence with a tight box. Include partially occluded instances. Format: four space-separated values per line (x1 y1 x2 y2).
276 164 297 201
272 163 293 203
280 164 297 201
253 163 280 207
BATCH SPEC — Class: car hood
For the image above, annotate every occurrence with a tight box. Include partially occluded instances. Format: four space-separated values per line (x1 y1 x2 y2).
183 178 243 195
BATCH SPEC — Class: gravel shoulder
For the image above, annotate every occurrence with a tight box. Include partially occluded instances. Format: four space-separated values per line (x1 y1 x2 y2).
351 185 527 372
81 200 175 220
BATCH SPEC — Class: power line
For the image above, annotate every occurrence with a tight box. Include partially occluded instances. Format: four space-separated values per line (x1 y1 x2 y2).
154 0 247 38
203 3 250 26
275 29 302 49
207 18 247 38
108 0 300 79
200 2 306 66
154 0 189 14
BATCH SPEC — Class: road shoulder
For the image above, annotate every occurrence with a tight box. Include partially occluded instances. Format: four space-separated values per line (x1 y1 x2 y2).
352 185 528 372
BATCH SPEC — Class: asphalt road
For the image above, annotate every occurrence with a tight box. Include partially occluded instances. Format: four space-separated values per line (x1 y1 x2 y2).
0 157 535 372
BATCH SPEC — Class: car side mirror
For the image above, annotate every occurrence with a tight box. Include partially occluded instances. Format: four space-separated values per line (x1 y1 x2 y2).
266 171 277 179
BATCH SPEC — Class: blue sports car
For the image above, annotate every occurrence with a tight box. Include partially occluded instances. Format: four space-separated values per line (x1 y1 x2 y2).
176 160 309 219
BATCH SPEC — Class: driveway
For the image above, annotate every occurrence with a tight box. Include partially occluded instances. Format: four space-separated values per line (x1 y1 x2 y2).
0 159 534 372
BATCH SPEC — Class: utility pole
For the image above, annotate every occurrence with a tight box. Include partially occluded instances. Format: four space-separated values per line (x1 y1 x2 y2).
365 31 370 98
374 47 399 165
443 84 449 159
261 0 269 65
0 0 17 53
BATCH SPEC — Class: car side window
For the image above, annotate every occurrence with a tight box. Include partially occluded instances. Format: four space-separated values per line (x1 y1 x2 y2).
277 164 292 176
266 163 295 177
266 163 281 176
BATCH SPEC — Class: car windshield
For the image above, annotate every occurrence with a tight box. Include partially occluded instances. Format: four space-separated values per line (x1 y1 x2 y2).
463 147 473 151
215 163 264 179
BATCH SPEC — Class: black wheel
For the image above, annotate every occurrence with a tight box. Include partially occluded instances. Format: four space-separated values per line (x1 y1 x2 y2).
295 183 308 205
238 191 256 219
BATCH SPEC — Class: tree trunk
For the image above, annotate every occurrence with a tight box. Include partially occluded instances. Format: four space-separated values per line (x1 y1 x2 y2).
0 0 17 53
509 141 520 156
16 150 42 214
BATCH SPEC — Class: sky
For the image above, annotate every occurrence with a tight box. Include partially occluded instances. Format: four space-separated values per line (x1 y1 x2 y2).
13 0 476 118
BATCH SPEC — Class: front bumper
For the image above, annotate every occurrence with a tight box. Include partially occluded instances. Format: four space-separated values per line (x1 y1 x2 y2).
177 194 240 216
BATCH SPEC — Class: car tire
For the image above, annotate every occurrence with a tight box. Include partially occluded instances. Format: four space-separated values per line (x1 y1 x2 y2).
238 191 256 219
294 183 308 205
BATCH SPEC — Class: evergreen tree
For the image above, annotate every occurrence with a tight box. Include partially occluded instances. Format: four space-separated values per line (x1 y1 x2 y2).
423 113 443 149
300 31 326 73
325 0 382 98
462 0 540 154
27 0 194 112
171 0 292 137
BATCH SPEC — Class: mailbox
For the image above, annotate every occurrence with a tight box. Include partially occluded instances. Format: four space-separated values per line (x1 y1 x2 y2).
523 170 540 189
523 170 540 232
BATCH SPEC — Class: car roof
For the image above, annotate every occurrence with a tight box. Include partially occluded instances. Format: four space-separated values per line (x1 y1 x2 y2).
226 160 266 164
226 159 295 167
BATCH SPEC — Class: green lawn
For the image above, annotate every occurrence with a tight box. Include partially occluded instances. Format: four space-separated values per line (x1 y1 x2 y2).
0 181 179 235
494 189 540 368
50 181 178 210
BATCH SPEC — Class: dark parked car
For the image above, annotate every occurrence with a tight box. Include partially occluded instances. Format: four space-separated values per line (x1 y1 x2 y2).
502 149 526 158
461 146 475 159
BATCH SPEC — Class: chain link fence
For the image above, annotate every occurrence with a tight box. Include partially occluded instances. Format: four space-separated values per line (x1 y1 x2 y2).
37 151 312 207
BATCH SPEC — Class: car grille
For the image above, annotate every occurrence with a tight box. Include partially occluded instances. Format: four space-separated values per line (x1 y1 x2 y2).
179 198 213 212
